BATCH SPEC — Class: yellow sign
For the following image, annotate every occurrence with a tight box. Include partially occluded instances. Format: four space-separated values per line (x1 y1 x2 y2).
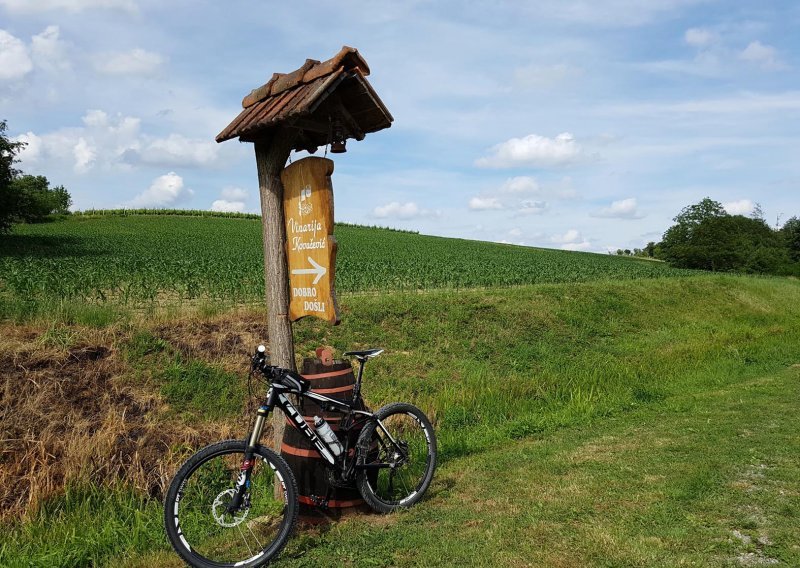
281 157 340 324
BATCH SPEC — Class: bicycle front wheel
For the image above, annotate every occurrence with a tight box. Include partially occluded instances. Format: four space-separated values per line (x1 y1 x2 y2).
164 440 298 568
356 402 437 513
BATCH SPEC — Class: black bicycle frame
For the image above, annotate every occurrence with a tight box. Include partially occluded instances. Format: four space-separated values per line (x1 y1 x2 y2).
252 382 371 467
228 368 401 513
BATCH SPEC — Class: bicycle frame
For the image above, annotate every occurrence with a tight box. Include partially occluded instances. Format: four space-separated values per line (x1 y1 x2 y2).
224 359 405 514
248 382 353 465
250 379 401 471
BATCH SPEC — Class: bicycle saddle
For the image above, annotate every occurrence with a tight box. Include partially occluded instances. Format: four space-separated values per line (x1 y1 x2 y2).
343 348 384 361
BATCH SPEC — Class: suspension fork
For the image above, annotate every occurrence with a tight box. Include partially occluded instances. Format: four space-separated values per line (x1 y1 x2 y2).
228 390 276 512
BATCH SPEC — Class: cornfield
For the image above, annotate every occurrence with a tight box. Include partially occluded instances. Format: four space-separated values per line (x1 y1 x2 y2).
0 214 693 310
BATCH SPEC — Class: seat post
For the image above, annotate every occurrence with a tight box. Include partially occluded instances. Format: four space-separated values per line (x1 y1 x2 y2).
353 358 366 403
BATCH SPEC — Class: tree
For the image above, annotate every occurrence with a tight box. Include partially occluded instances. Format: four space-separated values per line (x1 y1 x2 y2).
1 120 71 231
660 198 727 266
673 197 726 228
11 175 72 222
0 119 26 232
751 202 765 221
781 216 800 262
661 212 790 274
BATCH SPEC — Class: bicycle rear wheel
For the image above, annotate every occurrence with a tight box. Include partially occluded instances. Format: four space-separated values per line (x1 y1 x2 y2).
356 402 437 513
164 440 298 568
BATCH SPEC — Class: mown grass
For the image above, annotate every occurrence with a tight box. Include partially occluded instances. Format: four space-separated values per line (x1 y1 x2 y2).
255 366 800 567
1 275 799 566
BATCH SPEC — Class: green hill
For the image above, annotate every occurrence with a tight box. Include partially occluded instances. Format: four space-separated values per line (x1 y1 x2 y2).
0 213 690 320
2 213 798 566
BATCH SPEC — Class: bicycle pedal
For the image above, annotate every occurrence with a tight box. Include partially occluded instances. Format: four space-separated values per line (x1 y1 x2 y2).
326 470 355 489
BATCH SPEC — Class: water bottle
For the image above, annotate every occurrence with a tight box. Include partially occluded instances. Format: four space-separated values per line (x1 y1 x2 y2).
314 416 343 457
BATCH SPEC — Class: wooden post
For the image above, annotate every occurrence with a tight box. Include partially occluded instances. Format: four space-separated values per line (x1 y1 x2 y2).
254 128 297 453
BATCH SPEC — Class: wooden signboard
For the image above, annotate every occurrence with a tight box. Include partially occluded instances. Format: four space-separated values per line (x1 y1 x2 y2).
281 157 340 324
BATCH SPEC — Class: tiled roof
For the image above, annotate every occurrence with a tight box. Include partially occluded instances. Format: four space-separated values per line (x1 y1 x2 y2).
216 46 392 148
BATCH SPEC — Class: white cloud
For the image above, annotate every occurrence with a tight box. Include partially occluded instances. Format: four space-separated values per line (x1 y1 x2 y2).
499 176 540 194
30 25 69 73
373 201 437 219
468 196 503 210
551 228 592 251
221 186 249 201
739 41 782 70
14 110 223 173
684 27 715 47
560 241 592 251
73 137 96 173
82 109 110 128
476 132 583 168
17 110 142 172
127 172 193 208
137 134 219 167
211 199 246 213
13 132 42 162
591 197 644 219
517 199 548 215
210 187 250 212
0 29 33 80
723 199 755 216
550 229 583 244
0 0 137 13
94 48 163 75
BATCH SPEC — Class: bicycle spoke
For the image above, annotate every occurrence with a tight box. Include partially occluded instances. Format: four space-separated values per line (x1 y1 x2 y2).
247 520 264 550
365 408 434 506
236 523 254 558
165 442 296 566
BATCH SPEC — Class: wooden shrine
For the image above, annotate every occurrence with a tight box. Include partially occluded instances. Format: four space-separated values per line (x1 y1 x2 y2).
215 47 393 502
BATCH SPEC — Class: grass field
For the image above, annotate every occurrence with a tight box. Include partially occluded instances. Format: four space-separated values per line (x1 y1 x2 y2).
1 214 798 567
0 214 691 320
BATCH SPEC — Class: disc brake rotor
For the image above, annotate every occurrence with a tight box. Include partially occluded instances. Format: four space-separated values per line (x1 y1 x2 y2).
211 488 250 528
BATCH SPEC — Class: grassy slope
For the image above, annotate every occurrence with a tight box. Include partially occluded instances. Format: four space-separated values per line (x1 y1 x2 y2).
1 275 799 566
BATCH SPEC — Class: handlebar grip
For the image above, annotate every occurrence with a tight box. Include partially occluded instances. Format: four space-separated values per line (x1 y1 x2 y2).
251 344 268 370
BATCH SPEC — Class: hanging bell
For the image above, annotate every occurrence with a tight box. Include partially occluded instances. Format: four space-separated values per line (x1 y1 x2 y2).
330 118 347 153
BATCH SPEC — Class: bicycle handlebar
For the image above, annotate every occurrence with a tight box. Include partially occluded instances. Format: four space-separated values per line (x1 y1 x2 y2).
251 346 313 394
251 344 276 377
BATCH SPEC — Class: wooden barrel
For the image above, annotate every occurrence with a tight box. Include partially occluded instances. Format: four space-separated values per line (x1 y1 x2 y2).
280 357 370 523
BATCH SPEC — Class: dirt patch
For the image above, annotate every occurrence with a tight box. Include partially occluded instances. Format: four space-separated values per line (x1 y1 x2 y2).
155 315 268 371
0 327 236 519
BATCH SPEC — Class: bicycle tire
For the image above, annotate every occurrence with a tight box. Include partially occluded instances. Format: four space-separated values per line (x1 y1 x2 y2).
164 439 298 568
356 402 437 513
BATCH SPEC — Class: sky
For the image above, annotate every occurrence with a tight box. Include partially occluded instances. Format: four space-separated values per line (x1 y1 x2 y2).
1 0 799 253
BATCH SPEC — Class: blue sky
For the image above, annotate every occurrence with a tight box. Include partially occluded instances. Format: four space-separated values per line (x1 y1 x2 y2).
1 0 798 253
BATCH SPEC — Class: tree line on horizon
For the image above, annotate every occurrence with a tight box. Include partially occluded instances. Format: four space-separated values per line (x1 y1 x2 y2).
615 197 800 276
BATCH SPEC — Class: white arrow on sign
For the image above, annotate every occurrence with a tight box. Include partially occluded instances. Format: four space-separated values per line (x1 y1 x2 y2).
291 256 327 285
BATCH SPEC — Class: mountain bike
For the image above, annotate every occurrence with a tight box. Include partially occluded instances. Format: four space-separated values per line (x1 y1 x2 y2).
163 346 437 568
